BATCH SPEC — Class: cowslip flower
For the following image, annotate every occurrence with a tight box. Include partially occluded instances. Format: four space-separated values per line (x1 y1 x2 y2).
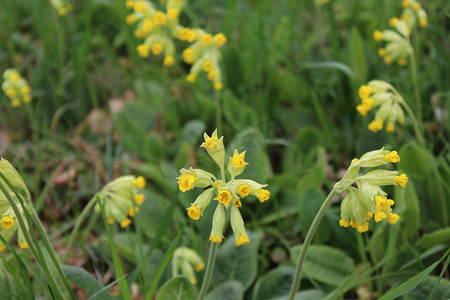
356 80 406 132
335 149 407 233
177 129 269 246
401 0 428 29
374 18 412 66
0 158 32 251
172 247 205 284
183 30 227 90
50 0 73 15
127 0 185 66
95 176 146 228
2 69 32 108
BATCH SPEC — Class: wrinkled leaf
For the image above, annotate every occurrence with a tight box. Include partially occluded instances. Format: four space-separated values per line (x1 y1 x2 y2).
155 276 195 300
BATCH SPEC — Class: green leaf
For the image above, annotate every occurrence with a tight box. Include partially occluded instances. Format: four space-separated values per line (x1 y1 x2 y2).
301 61 357 79
294 127 324 155
271 289 326 300
206 281 243 300
182 120 206 146
398 144 431 179
417 227 450 249
290 244 355 286
213 232 262 290
61 265 113 300
350 27 367 82
155 276 195 300
404 276 450 300
252 266 295 300
379 249 450 300
394 181 420 238
298 187 330 242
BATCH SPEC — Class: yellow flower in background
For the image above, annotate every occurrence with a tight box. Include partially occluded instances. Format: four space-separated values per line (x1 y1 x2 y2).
335 149 407 233
177 130 269 246
2 69 32 108
401 0 428 29
356 80 406 133
50 0 73 15
95 175 146 228
172 247 205 285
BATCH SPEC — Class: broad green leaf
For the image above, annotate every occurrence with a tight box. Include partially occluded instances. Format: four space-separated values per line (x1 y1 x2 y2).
417 227 450 249
294 127 324 155
206 281 243 300
398 144 431 179
182 120 206 146
301 61 357 79
298 187 330 242
252 266 295 300
350 27 367 82
379 249 450 300
155 276 195 300
394 181 420 238
290 244 355 286
213 232 262 290
404 276 450 300
61 265 113 300
222 91 258 131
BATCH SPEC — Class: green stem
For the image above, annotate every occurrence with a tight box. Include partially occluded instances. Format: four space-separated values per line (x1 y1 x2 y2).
31 211 77 300
409 52 422 123
288 188 337 300
355 233 373 292
400 100 425 147
215 91 222 136
197 242 218 300
63 197 97 262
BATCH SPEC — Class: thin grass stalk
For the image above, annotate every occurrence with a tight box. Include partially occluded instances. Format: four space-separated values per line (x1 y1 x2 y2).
197 241 218 300
288 188 337 300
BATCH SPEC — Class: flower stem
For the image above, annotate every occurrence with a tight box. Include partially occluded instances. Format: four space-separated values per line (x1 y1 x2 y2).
198 241 218 300
409 52 422 123
288 188 337 300
400 100 425 147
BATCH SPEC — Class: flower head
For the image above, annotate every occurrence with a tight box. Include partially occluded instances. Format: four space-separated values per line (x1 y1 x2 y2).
2 69 32 108
177 131 269 246
356 80 406 132
336 149 406 233
95 175 146 228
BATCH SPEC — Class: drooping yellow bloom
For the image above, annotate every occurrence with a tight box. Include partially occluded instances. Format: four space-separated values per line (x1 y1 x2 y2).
133 176 146 189
238 185 251 197
257 189 270 203
2 69 32 108
216 189 232 206
0 216 14 229
336 149 407 233
172 247 205 285
178 173 196 192
188 205 201 220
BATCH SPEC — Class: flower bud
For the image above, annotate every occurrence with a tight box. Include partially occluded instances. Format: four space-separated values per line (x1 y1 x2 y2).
209 204 226 243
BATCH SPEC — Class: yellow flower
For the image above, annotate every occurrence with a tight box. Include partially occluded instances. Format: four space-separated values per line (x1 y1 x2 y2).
179 28 190 41
201 132 219 149
238 185 251 197
125 0 135 9
167 8 179 20
402 0 410 8
134 1 147 12
187 74 196 82
154 11 166 25
383 151 400 163
358 85 373 100
368 118 384 132
384 56 392 65
387 213 400 225
231 151 247 168
419 18 427 27
6 87 16 98
214 33 227 45
256 189 270 203
20 242 28 249
188 205 201 220
398 58 407 66
201 34 212 45
339 218 349 227
120 218 132 228
142 19 154 32
134 194 145 205
202 60 214 72
163 55 175 66
209 234 222 243
356 222 369 233
133 176 146 189
214 82 223 90
207 70 217 80
137 44 150 57
389 17 399 27
152 43 163 55
236 234 250 246
216 189 231 206
386 122 395 132
395 174 408 187
126 14 137 24
178 173 196 192
378 48 387 57
373 30 384 41
108 217 116 224
412 3 420 10
374 210 387 222
0 216 14 229
195 262 205 271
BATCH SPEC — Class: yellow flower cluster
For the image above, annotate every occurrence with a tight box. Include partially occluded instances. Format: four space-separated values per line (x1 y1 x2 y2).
401 0 428 29
183 31 227 90
126 0 185 66
95 176 146 228
0 158 32 251
335 149 407 233
373 17 412 66
50 0 73 15
177 129 270 246
2 69 32 108
172 247 205 285
356 80 406 132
